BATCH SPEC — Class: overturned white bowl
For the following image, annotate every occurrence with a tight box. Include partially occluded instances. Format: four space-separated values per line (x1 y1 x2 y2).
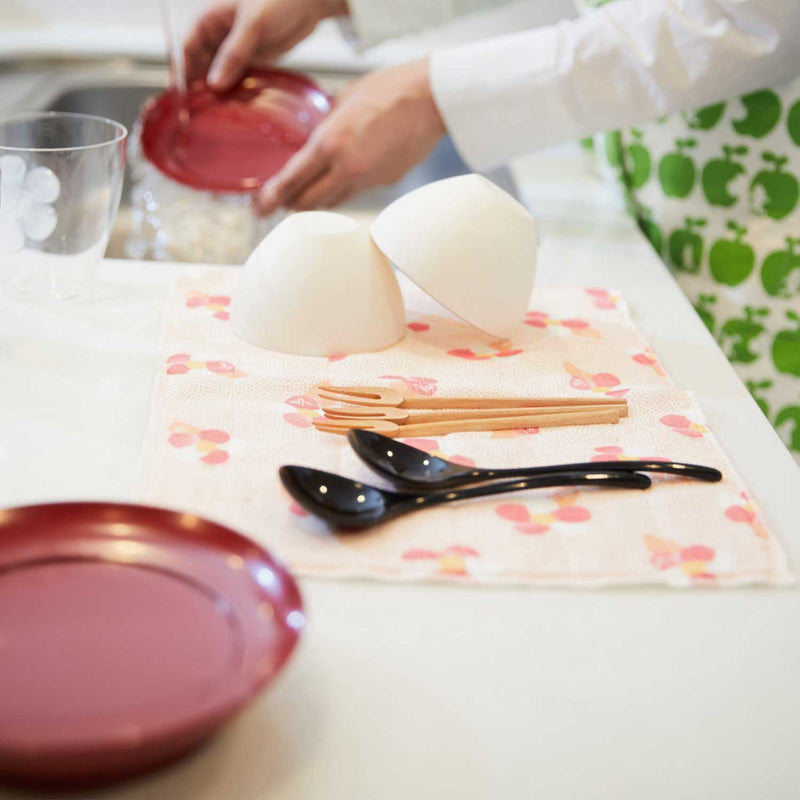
370 174 537 340
231 212 405 356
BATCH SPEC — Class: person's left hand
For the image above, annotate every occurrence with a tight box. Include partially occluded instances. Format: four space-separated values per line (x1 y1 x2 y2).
256 59 446 215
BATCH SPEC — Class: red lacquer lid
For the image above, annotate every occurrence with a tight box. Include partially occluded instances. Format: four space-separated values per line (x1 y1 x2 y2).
0 502 304 787
140 68 331 193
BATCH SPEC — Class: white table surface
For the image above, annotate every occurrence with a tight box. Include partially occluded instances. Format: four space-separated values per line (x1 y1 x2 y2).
2 147 800 800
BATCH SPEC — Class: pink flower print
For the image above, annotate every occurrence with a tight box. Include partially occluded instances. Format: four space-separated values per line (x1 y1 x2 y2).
644 535 716 580
167 421 238 465
524 311 602 339
400 437 476 468
563 361 629 398
631 348 666 378
725 492 768 539
447 339 524 360
523 311 548 329
592 445 624 460
585 288 618 310
380 375 438 396
166 353 245 378
407 321 430 332
591 445 669 463
660 414 707 439
280 485 329 533
185 291 231 321
283 395 322 428
402 545 480 577
496 491 590 535
491 426 540 440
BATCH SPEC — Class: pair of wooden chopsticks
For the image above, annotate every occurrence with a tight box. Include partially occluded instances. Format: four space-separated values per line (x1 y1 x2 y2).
311 384 628 437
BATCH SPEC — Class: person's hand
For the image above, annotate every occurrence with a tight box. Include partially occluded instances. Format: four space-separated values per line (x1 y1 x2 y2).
256 59 447 214
184 0 348 91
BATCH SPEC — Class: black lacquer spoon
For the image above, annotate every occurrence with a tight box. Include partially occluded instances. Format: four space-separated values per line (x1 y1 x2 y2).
347 429 722 491
279 465 650 530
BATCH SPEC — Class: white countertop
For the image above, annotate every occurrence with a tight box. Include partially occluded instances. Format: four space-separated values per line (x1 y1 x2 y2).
2 147 800 800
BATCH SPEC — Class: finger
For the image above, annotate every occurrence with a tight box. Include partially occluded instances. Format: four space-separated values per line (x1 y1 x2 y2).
255 144 330 216
319 186 356 210
183 5 235 84
208 9 263 91
288 167 352 211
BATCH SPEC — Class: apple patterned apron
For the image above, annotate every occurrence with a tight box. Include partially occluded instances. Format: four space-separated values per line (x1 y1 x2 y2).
578 3 800 461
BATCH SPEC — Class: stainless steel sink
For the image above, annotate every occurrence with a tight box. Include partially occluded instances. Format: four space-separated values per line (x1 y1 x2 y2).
35 63 516 260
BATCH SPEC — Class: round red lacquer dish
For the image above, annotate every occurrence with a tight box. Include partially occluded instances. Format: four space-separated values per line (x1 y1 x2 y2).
0 502 304 788
139 68 331 193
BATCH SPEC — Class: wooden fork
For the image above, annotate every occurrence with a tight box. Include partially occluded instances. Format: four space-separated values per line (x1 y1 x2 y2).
315 383 628 411
312 407 622 437
319 403 626 424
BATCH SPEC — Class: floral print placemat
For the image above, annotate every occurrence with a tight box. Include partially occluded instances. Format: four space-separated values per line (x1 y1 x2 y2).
135 267 792 587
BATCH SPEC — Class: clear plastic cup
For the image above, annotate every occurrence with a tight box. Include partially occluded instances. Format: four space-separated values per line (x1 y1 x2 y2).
0 111 127 301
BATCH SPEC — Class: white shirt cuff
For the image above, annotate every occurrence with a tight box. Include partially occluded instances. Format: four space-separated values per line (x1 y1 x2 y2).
430 25 579 171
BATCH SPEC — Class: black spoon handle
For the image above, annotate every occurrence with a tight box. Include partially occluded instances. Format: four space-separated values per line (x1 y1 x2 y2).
486 460 721 483
410 470 651 511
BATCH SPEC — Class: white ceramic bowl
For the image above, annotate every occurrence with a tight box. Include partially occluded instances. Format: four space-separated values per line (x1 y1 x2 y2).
231 212 405 356
370 174 537 339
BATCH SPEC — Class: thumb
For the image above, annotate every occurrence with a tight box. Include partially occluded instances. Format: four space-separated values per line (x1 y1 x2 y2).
208 11 260 91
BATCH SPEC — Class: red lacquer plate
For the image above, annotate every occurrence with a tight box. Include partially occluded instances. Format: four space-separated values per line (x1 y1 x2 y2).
0 502 304 788
140 68 332 193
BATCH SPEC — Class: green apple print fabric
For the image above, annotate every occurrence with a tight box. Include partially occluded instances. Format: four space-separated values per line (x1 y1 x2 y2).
596 76 800 462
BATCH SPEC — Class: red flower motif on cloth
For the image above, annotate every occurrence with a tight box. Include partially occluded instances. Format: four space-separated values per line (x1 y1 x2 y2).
524 311 601 339
447 338 524 360
185 291 231 321
283 395 322 428
288 500 309 517
280 486 327 532
400 438 476 468
631 348 666 377
167 421 238 465
725 492 768 539
496 490 590 535
563 361 629 398
491 426 540 440
402 545 479 577
591 445 668 463
644 534 716 580
660 414 708 439
585 288 619 310
166 353 245 378
380 375 438 396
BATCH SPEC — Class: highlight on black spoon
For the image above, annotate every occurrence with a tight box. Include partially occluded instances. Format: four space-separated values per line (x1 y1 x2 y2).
347 429 722 490
279 465 650 530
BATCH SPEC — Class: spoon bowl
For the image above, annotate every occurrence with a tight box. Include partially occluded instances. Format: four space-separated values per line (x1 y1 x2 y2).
280 466 394 529
347 429 723 490
279 465 650 530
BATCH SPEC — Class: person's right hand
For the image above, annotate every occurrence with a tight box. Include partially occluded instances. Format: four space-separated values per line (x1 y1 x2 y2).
184 0 348 91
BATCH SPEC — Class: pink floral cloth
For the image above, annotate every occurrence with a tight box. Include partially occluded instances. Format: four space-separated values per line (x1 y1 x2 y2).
135 267 792 587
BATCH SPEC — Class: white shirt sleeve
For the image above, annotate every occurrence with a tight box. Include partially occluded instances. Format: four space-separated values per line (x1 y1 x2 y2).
344 0 522 50
430 0 800 170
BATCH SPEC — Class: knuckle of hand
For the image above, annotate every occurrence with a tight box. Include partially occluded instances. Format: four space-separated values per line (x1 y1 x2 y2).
318 137 340 160
343 157 367 180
